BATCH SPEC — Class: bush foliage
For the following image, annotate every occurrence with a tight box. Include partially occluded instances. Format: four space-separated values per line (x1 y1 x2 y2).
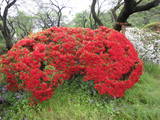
0 27 143 103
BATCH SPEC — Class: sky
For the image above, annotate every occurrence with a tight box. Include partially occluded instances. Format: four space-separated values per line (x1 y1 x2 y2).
15 0 115 17
16 0 91 16
0 0 116 23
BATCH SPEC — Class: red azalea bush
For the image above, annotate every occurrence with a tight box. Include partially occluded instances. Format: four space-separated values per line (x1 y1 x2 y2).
0 27 143 103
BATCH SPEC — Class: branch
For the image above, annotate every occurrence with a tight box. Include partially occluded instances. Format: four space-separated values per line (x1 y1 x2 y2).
0 0 5 20
49 0 60 10
133 0 160 12
124 0 137 9
136 0 143 5
91 0 103 26
46 12 56 26
115 0 124 10
2 0 17 28
7 19 15 37
3 0 17 18
49 0 66 27
110 0 124 22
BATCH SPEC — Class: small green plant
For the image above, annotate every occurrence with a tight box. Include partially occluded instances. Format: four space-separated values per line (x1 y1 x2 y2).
0 62 159 120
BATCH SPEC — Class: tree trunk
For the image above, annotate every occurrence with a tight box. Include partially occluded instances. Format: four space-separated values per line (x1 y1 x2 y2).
91 0 103 27
57 12 61 27
110 9 117 23
0 0 17 50
113 8 131 31
113 0 160 31
1 21 13 49
2 30 13 50
113 0 135 31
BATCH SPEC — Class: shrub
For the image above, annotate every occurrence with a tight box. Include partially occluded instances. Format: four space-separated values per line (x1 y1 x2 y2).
143 22 160 32
0 27 143 103
125 27 160 64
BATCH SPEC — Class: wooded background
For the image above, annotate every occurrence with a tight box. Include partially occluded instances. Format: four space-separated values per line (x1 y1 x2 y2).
0 0 159 50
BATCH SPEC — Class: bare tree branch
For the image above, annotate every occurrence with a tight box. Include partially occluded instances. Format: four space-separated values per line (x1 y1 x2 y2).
136 0 143 5
91 0 103 27
34 0 67 28
134 0 160 12
113 0 160 31
49 0 66 27
110 0 124 22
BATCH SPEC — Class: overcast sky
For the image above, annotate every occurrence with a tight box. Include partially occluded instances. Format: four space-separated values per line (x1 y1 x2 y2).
15 0 91 16
0 0 117 24
15 0 115 17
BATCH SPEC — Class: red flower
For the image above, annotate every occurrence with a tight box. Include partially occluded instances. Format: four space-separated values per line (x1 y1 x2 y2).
0 26 143 103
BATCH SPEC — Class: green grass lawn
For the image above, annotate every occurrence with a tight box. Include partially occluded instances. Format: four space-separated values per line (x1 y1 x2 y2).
0 62 160 120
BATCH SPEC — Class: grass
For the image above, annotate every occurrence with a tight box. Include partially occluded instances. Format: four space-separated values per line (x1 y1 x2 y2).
0 42 5 48
0 62 160 120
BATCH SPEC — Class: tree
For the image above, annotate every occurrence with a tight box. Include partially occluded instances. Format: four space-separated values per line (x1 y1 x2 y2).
73 10 112 29
110 0 123 23
12 11 34 40
91 0 160 31
0 0 17 50
91 0 104 27
49 0 66 27
128 4 160 27
74 0 106 29
35 11 57 30
113 0 160 31
34 0 67 29
72 10 94 28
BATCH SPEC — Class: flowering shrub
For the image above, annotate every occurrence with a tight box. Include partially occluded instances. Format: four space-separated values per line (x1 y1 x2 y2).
125 27 160 64
0 27 143 103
